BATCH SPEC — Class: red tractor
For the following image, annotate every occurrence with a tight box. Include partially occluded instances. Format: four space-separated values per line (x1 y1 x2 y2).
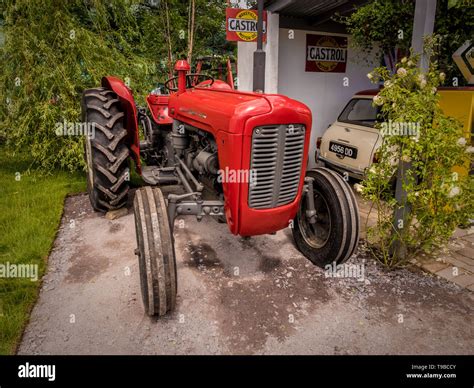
81 60 359 316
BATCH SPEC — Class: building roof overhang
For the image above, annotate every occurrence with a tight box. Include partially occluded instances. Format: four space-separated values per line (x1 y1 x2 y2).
260 0 369 33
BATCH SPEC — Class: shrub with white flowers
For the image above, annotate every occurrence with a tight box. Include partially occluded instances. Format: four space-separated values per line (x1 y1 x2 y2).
362 38 473 268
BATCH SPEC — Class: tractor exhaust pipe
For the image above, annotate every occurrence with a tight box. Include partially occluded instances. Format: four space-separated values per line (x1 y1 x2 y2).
175 59 191 94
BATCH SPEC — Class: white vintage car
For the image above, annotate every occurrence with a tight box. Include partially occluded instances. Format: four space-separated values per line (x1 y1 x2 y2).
316 89 382 180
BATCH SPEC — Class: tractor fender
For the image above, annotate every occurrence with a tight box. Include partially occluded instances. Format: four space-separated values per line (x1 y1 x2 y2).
101 76 141 173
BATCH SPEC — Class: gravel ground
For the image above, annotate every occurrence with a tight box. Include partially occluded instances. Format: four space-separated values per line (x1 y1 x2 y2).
18 191 474 355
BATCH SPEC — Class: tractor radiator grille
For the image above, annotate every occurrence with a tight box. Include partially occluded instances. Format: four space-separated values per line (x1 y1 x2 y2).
248 124 305 209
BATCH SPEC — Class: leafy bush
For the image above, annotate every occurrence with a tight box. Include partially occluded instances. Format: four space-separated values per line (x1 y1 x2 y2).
362 40 473 268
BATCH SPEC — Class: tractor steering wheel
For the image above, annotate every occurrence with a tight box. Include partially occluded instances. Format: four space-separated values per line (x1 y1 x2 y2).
164 74 215 92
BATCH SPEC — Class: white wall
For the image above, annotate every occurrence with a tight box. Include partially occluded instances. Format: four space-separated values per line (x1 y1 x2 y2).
278 28 377 166
237 11 279 93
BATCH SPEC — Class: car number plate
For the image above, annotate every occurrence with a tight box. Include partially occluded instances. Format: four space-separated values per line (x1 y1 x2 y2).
329 141 358 159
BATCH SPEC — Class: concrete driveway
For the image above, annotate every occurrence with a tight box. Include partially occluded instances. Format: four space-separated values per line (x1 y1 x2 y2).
18 190 473 355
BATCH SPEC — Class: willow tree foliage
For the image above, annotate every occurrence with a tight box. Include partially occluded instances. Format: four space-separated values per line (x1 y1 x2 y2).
0 0 230 171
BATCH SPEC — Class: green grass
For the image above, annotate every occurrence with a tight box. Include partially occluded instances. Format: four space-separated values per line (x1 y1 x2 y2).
0 146 86 354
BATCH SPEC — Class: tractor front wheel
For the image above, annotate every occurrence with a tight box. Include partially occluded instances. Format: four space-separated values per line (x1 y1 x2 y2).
292 167 359 267
134 186 177 316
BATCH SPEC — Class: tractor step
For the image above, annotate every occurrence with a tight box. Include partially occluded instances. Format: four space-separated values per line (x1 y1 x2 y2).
141 166 180 186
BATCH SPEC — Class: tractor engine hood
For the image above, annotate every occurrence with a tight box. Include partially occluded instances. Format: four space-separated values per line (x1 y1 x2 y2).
168 87 273 134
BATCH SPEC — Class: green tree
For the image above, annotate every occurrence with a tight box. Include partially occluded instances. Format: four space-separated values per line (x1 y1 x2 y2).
339 0 474 85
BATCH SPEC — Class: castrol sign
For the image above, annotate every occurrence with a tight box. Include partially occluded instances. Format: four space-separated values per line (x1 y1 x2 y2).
226 8 267 42
306 34 348 73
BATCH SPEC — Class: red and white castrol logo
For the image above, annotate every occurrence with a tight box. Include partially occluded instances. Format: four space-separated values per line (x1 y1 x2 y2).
306 34 348 73
226 8 267 42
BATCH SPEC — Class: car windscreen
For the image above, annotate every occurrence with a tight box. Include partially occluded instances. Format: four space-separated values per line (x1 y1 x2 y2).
338 98 379 127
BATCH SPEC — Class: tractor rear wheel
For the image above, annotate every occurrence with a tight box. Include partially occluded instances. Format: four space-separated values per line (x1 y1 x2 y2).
134 186 177 316
81 87 130 212
292 167 359 267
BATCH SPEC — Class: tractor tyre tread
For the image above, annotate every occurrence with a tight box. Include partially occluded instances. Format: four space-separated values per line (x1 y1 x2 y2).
134 187 177 317
81 87 130 212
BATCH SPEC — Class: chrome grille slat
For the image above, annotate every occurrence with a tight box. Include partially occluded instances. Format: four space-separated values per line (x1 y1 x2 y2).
248 124 305 209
